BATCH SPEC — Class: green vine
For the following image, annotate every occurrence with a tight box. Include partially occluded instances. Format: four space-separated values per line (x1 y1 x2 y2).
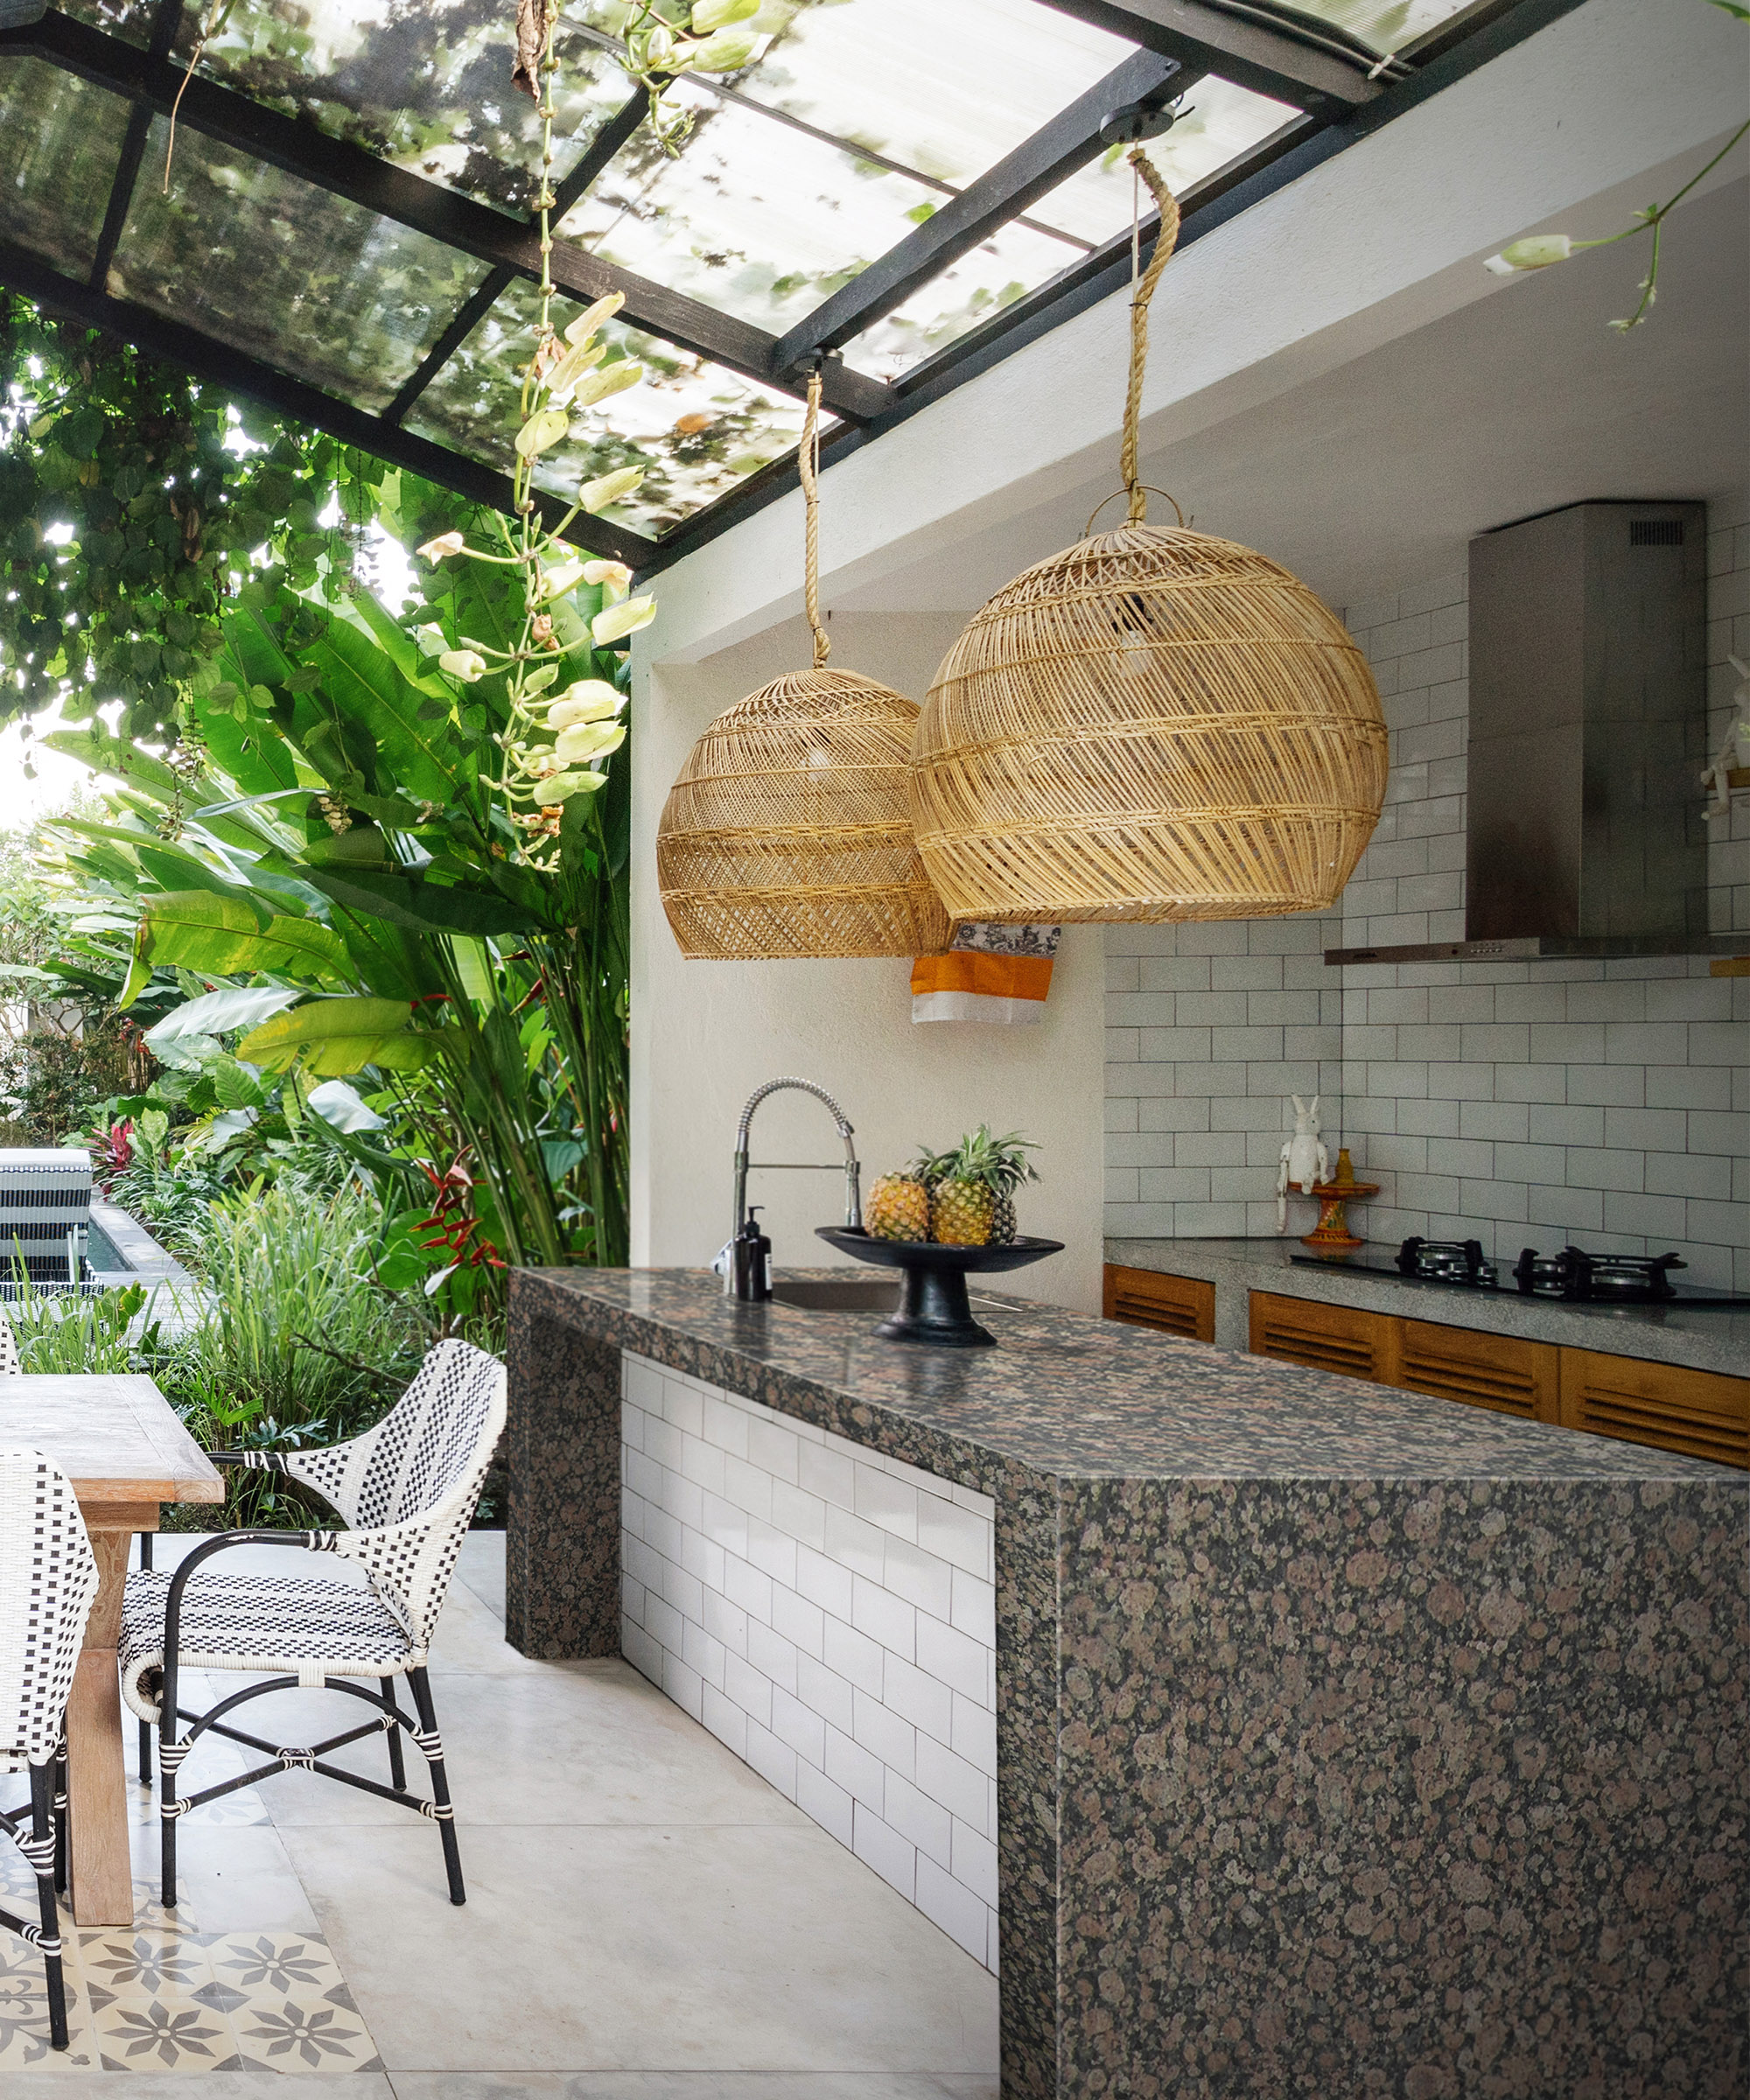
1484 0 1747 329
578 0 764 155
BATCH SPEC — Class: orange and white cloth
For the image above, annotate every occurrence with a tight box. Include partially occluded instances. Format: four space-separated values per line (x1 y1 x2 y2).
911 923 1060 1025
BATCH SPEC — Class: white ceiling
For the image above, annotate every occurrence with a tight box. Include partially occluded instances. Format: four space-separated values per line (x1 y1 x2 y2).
840 172 1749 617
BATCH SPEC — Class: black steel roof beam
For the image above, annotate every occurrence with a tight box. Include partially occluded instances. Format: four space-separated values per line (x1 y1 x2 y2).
4 10 889 424
1033 0 1387 112
0 237 656 569
86 0 183 291
773 46 1186 373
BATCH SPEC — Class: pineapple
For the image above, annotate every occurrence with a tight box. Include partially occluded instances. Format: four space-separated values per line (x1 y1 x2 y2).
864 1164 932 1242
928 1126 1040 1246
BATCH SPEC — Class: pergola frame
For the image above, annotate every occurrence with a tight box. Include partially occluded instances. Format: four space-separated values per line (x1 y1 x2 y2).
0 0 1580 575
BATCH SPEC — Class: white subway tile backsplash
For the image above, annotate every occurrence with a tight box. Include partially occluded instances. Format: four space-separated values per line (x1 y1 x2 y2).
1108 514 1749 1275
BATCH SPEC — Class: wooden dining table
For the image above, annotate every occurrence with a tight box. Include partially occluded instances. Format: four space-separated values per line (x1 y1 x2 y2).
2 1375 224 1926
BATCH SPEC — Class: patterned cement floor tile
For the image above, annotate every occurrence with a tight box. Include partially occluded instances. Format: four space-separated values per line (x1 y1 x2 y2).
69 1926 382 2076
0 1936 97 2072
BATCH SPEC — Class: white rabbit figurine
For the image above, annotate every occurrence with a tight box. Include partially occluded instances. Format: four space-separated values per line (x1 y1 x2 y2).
1277 1094 1329 1231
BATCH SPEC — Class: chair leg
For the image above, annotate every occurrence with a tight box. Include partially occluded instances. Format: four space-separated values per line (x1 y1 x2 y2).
137 1534 155 1787
407 1668 465 1906
52 1746 68 1896
31 1761 69 2052
382 1677 407 1792
159 1711 183 1908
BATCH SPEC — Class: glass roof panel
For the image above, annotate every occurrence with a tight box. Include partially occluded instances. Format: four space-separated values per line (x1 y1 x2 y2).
558 80 956 336
1278 0 1483 54
684 0 1139 189
177 1 638 217
838 217 1076 383
108 118 492 412
1028 76 1298 247
52 0 153 45
406 277 809 540
0 60 134 276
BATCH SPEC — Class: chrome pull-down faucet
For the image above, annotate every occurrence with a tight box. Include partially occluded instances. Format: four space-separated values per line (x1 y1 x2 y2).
718 1078 862 1297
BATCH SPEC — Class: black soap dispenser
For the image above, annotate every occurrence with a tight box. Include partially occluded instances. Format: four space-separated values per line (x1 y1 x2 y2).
732 1207 773 1302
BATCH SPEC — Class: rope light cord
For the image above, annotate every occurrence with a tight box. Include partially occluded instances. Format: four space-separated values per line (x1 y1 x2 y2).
1120 149 1181 528
800 365 830 669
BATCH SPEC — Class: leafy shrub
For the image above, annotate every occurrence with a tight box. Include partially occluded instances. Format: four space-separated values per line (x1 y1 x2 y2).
164 1181 426 1527
6 1278 150 1374
107 1144 230 1262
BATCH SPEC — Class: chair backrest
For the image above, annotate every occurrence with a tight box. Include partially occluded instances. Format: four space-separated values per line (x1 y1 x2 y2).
289 1339 507 1648
0 1449 100 1768
294 1339 506 1532
0 1309 17 1376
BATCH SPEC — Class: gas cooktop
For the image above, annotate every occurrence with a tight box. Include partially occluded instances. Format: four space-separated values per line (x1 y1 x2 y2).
1292 1236 1750 1308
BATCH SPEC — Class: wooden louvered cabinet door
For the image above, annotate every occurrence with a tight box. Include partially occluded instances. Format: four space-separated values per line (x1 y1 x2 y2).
1103 1265 1214 1343
1248 1292 1398 1385
1558 1349 1750 1469
1398 1319 1559 1423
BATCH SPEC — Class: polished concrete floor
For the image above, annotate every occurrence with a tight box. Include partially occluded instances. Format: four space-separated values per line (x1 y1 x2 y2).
0 1533 999 2096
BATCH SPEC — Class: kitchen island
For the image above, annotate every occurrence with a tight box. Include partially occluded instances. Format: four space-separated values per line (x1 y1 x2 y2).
507 1266 1746 2099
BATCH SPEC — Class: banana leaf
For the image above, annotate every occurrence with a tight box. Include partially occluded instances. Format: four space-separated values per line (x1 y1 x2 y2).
130 892 352 990
299 864 546 938
238 996 453 1077
147 984 305 1046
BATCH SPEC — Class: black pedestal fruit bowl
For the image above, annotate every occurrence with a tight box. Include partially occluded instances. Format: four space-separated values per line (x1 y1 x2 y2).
816 1227 1064 1348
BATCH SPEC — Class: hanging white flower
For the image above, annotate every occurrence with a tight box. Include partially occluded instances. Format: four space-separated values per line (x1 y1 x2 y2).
592 596 655 645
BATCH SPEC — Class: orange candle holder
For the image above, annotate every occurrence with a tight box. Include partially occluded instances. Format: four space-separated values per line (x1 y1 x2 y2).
1299 1172 1379 1250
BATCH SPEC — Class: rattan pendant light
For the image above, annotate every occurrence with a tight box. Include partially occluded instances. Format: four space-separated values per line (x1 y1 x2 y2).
909 154 1388 925
658 371 950 959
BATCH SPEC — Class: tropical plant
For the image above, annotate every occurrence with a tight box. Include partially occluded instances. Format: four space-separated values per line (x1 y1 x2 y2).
11 13 649 1288
5 1276 150 1376
0 294 406 745
176 1180 424 1432
557 0 764 154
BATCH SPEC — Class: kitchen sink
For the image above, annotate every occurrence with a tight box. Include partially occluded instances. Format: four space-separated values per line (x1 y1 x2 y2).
770 1277 900 1312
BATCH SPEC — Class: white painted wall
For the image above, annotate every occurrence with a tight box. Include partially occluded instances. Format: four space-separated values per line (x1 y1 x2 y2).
631 610 1105 1312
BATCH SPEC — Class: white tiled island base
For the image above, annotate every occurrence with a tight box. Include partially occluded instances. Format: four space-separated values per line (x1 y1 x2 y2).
618 1350 1001 1972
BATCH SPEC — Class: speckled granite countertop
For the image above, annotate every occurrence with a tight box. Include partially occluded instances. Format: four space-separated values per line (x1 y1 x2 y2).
522 1265 1731 1484
1108 1234 1750 1377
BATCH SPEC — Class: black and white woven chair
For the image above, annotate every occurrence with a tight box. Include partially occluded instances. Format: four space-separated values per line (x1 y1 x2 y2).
0 1448 101 2051
0 1307 18 1375
121 1339 506 1910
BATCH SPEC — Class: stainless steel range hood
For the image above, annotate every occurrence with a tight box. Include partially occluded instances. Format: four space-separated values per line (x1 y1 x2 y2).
1326 500 1741 967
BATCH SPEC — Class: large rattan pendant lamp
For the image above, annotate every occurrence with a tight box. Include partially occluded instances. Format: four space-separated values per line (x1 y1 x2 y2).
909 154 1388 925
657 370 950 959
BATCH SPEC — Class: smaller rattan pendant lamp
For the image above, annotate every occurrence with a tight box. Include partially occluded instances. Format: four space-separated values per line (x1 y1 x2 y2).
908 153 1389 925
657 369 950 959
